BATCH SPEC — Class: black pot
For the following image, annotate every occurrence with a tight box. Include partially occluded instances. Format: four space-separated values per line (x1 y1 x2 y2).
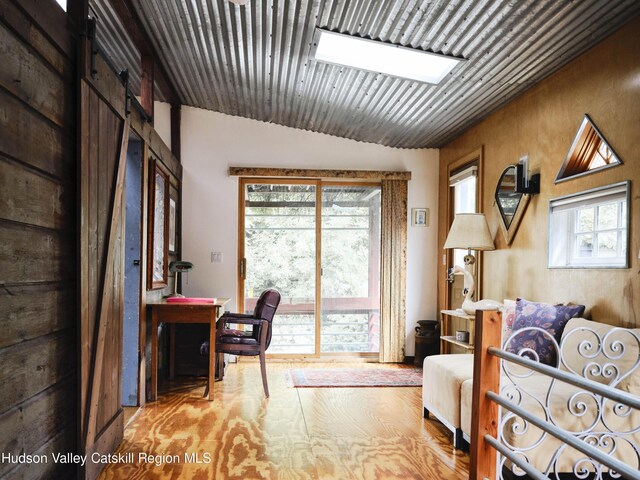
414 320 440 367
415 320 439 337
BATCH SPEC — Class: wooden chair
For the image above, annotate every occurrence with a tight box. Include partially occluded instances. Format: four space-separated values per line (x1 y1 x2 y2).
200 289 281 398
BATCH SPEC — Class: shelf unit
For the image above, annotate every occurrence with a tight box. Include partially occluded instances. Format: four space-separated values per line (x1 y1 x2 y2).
440 309 475 353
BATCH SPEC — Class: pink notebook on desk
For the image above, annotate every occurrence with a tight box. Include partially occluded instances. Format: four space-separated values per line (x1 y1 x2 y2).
166 297 216 303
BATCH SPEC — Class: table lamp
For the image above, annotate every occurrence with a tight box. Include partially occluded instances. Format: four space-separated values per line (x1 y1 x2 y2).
167 261 194 298
444 213 494 267
444 213 495 308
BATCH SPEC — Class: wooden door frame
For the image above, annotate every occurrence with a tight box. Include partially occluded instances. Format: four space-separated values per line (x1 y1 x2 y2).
444 147 484 312
237 177 382 359
137 143 150 407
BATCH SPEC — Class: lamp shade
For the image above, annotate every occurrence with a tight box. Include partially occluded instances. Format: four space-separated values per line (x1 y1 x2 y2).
169 260 194 273
444 213 495 251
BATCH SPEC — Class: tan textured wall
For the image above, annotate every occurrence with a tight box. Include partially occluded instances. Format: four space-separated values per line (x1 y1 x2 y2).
438 16 640 327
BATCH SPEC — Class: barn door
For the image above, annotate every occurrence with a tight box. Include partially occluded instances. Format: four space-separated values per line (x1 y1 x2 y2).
78 77 130 479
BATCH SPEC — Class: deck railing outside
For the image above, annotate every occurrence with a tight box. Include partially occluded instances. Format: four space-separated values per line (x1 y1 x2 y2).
470 310 640 480
244 296 380 354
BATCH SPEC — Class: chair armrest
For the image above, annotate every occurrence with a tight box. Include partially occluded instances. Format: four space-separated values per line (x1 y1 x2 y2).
220 312 255 320
218 313 257 329
223 317 263 326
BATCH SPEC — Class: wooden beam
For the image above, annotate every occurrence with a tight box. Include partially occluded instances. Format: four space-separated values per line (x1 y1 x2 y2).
171 103 181 161
470 309 501 480
108 0 180 105
228 167 412 181
141 54 154 121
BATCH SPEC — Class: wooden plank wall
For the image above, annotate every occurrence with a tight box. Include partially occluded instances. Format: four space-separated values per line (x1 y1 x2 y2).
437 17 640 327
0 1 77 478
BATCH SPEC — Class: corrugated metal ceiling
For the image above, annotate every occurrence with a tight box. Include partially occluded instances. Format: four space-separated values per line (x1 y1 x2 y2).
90 0 166 101
91 0 640 148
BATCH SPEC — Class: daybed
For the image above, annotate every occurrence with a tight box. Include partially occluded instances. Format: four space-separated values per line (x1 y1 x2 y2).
423 315 640 473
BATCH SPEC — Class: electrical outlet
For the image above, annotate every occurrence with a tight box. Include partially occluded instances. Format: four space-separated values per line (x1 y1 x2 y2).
211 252 223 263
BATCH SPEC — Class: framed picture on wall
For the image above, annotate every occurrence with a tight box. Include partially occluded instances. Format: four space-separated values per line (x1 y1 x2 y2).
169 197 176 253
147 159 169 289
412 208 429 227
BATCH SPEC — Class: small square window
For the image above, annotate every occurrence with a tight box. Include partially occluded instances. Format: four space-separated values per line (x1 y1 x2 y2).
597 203 618 230
576 234 593 257
549 182 629 268
576 208 594 232
597 232 617 257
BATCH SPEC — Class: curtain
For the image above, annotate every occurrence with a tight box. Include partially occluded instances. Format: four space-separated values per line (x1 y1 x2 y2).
379 179 408 363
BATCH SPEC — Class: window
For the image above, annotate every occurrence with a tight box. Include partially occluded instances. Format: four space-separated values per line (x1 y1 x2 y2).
450 165 477 267
240 181 381 355
55 0 67 11
549 182 629 268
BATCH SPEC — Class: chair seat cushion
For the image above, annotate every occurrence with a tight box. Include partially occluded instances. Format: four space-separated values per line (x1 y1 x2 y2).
200 329 259 356
219 333 258 345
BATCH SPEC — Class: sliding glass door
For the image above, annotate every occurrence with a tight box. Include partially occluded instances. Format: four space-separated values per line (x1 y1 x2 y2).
239 180 381 356
321 184 381 353
242 181 317 354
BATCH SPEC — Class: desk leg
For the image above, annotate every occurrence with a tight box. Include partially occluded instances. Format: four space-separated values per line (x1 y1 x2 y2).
169 324 176 380
207 309 216 401
151 310 158 402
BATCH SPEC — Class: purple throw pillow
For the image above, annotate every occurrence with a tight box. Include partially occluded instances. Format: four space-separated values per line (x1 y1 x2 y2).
507 298 585 366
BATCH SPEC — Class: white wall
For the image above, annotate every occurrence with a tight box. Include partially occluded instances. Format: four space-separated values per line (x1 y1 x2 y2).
154 101 172 150
181 107 440 356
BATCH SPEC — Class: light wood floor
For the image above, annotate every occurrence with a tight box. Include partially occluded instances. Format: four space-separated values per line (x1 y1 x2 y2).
99 363 469 479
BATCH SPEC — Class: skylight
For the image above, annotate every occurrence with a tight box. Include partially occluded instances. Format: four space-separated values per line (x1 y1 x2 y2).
313 29 462 84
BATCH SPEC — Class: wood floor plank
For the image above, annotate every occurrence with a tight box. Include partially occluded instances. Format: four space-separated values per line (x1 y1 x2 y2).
313 436 468 480
99 363 469 479
298 386 429 438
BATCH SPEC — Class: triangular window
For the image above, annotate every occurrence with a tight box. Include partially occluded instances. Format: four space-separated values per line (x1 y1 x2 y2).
555 115 622 183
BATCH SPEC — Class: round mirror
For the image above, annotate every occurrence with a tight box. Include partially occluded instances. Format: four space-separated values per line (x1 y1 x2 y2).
495 165 530 244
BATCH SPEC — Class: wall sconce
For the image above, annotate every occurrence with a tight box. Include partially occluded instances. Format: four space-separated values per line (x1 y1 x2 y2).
516 155 540 194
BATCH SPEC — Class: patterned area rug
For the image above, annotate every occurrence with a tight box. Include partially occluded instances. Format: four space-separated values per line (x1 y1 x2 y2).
287 368 422 387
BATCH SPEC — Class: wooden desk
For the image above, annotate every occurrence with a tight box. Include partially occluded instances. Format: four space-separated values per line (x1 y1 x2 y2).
149 298 229 401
